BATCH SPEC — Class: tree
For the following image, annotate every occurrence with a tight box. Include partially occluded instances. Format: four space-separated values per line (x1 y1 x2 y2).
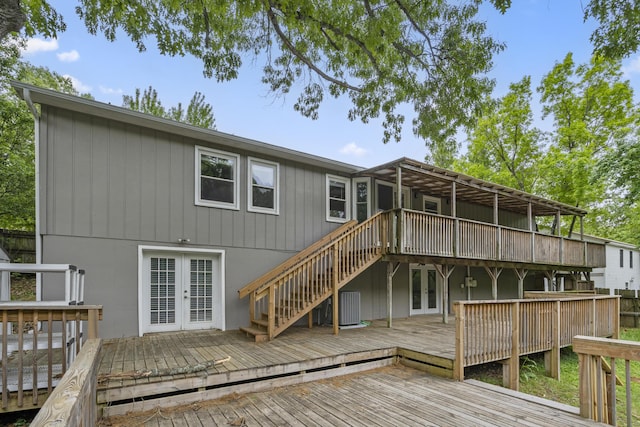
3 1 504 159
536 53 638 234
455 76 542 192
0 37 80 229
122 86 216 129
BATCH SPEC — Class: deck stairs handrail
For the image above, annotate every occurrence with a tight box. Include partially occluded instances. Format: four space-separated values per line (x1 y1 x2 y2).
238 219 359 299
240 211 390 341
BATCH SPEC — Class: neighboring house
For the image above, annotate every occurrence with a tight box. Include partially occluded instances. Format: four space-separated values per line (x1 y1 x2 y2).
12 82 606 340
587 236 640 294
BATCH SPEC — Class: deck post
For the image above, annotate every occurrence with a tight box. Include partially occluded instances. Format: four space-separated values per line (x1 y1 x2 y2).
508 301 520 390
452 182 458 257
545 300 561 380
386 262 400 328
434 264 453 324
333 245 339 335
453 302 464 381
514 268 527 299
484 266 502 300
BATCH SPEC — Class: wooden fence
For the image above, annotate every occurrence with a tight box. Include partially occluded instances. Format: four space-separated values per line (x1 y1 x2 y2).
0 230 35 263
453 294 619 390
573 335 639 426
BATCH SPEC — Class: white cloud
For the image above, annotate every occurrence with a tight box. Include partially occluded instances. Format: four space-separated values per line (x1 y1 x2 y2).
63 75 92 93
22 38 59 55
99 85 123 96
339 142 368 157
622 55 640 76
56 50 80 62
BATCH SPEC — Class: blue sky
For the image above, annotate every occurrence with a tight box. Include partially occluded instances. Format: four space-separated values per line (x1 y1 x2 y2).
19 1 640 168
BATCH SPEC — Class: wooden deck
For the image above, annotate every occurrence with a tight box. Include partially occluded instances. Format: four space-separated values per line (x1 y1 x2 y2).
97 316 456 416
99 365 605 426
96 316 602 426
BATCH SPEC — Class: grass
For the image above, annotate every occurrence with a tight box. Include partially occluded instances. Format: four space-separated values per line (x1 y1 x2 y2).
467 328 640 426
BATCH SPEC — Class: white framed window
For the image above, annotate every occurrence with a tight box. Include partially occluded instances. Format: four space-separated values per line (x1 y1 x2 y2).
247 157 279 215
195 146 240 210
353 177 370 222
422 195 441 214
326 175 351 222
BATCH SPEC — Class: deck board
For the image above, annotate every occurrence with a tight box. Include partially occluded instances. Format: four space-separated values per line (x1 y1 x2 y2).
100 365 604 426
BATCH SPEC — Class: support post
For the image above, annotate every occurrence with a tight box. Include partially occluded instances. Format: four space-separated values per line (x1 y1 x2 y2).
452 182 458 257
434 264 454 324
453 302 464 381
386 262 400 328
333 245 339 335
514 268 528 299
484 266 502 300
508 301 520 390
545 300 561 380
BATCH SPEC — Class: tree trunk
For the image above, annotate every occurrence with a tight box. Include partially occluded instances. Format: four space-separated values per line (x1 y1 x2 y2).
0 0 26 41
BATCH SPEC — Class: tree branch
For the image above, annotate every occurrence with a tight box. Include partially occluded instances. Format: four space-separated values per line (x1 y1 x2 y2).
264 1 361 92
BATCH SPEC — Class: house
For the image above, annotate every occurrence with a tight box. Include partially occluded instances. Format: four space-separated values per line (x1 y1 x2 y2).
12 82 606 340
587 235 639 296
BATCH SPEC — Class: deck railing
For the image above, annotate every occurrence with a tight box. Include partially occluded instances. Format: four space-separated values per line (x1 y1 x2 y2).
573 335 640 426
453 295 619 390
399 209 606 268
30 338 101 427
0 304 102 411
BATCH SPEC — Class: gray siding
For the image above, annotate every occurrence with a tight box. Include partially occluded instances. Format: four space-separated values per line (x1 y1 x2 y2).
41 107 339 251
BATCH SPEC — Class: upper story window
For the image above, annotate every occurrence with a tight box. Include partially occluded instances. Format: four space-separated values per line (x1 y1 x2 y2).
248 157 279 215
353 178 370 222
620 249 624 268
630 251 634 269
196 146 240 210
327 175 351 222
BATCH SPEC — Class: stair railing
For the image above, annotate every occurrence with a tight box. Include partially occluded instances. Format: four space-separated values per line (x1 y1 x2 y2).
245 211 391 339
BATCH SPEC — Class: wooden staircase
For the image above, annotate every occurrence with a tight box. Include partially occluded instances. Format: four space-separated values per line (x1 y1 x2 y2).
238 211 391 341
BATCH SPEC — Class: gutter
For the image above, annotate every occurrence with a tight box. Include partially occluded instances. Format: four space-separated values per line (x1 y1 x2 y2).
23 88 43 300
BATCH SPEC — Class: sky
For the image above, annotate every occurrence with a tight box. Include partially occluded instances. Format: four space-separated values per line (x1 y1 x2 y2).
18 1 640 168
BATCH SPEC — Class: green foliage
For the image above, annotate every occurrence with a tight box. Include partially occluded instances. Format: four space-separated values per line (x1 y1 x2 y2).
122 86 216 129
0 37 80 230
455 76 542 192
9 0 504 156
536 53 638 235
584 0 640 60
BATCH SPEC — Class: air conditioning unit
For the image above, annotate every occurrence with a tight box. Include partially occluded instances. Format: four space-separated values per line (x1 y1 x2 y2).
339 291 361 326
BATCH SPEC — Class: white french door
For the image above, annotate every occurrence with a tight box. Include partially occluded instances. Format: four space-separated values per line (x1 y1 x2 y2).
140 250 224 334
410 264 440 315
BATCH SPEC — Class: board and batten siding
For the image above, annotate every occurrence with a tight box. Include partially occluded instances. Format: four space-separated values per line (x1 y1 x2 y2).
40 106 339 252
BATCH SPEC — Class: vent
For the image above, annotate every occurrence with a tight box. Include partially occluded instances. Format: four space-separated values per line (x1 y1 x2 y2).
339 291 361 326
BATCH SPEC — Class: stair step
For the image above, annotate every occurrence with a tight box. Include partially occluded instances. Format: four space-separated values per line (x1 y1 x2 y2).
252 319 268 328
240 326 269 343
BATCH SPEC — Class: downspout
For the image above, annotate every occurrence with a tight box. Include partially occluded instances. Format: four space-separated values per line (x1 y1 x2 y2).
23 89 42 300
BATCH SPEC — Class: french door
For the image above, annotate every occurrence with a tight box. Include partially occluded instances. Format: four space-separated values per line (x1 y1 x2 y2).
410 264 440 315
141 251 223 334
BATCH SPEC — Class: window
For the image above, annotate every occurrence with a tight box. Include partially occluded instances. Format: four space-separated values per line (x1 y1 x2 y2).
620 249 624 268
422 195 441 214
326 175 350 222
248 158 279 214
631 251 633 269
353 178 370 222
196 147 240 209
